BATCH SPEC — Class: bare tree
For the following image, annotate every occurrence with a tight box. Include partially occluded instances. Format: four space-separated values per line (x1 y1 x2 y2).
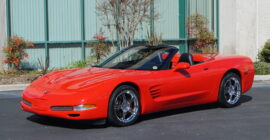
96 0 157 49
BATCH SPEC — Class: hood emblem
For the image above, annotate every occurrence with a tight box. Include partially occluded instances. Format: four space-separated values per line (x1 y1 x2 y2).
43 91 49 94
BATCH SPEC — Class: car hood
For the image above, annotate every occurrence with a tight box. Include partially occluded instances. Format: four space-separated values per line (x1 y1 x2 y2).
29 67 144 94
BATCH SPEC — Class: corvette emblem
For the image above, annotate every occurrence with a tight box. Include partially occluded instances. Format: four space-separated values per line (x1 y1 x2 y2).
43 91 49 94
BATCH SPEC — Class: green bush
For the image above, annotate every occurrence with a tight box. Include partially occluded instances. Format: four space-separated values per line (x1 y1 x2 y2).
67 56 100 69
254 62 270 75
259 40 270 63
68 60 88 69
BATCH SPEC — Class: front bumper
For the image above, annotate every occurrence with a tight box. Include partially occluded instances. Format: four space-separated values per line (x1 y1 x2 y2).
21 97 104 120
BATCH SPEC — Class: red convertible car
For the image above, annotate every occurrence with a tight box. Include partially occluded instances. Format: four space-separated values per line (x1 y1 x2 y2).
21 45 254 126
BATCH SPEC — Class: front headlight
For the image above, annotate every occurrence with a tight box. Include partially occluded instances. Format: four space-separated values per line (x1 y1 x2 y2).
74 104 96 111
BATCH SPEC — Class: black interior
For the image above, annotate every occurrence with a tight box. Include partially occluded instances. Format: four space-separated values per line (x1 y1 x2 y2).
179 53 194 65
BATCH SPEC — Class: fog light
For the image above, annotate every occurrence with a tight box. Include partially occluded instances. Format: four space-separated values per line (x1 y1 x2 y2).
23 99 32 107
74 104 96 111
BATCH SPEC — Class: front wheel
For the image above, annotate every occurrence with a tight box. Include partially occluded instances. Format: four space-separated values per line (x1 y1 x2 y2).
108 85 140 126
218 73 242 108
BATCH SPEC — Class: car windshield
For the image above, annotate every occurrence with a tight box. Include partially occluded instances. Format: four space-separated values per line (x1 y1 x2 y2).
97 46 178 70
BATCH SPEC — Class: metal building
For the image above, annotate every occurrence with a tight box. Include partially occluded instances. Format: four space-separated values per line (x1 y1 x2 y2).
1 0 219 69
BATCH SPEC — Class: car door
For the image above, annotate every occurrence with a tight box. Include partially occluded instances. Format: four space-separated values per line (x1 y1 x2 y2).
151 61 215 106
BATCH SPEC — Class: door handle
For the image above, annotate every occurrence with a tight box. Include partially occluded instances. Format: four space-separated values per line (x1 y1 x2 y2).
203 67 209 71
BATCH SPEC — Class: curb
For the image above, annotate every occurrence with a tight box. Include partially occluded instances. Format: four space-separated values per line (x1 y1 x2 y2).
0 84 29 92
0 75 269 92
254 75 270 82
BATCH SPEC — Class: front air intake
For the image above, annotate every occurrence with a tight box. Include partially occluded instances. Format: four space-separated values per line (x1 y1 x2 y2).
51 106 73 111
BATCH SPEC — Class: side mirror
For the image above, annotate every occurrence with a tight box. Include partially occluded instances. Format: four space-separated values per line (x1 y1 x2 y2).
174 62 190 71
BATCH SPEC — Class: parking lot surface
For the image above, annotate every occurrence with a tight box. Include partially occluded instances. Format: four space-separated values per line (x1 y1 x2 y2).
0 83 269 140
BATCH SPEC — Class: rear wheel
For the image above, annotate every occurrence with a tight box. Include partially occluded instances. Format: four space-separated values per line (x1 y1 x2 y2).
108 85 140 126
218 73 242 108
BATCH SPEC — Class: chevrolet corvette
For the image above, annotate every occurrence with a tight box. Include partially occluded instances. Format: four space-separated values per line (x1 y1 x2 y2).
21 45 254 126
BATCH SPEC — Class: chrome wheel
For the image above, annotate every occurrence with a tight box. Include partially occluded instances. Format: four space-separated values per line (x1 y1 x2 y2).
224 77 241 105
113 89 139 124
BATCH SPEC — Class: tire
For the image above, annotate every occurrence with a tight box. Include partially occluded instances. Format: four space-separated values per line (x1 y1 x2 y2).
108 85 141 126
218 73 242 108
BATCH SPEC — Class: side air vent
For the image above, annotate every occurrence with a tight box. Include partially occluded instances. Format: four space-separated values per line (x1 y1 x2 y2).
149 85 162 99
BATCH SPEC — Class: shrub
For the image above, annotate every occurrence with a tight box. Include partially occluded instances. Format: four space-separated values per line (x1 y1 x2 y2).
66 56 100 69
68 60 88 69
187 13 216 53
147 31 163 46
254 62 270 75
259 40 270 63
2 36 35 70
37 58 49 75
89 33 110 64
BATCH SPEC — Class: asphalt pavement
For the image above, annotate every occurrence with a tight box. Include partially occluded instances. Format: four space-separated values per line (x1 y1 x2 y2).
0 82 270 140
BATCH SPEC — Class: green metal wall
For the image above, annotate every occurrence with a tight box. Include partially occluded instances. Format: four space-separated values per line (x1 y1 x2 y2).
48 0 81 41
188 0 217 35
10 0 45 41
6 0 219 69
155 0 179 39
23 47 45 69
49 45 82 68
84 0 98 40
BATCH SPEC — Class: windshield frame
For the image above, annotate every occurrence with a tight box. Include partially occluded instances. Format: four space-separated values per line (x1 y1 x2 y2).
96 45 179 71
